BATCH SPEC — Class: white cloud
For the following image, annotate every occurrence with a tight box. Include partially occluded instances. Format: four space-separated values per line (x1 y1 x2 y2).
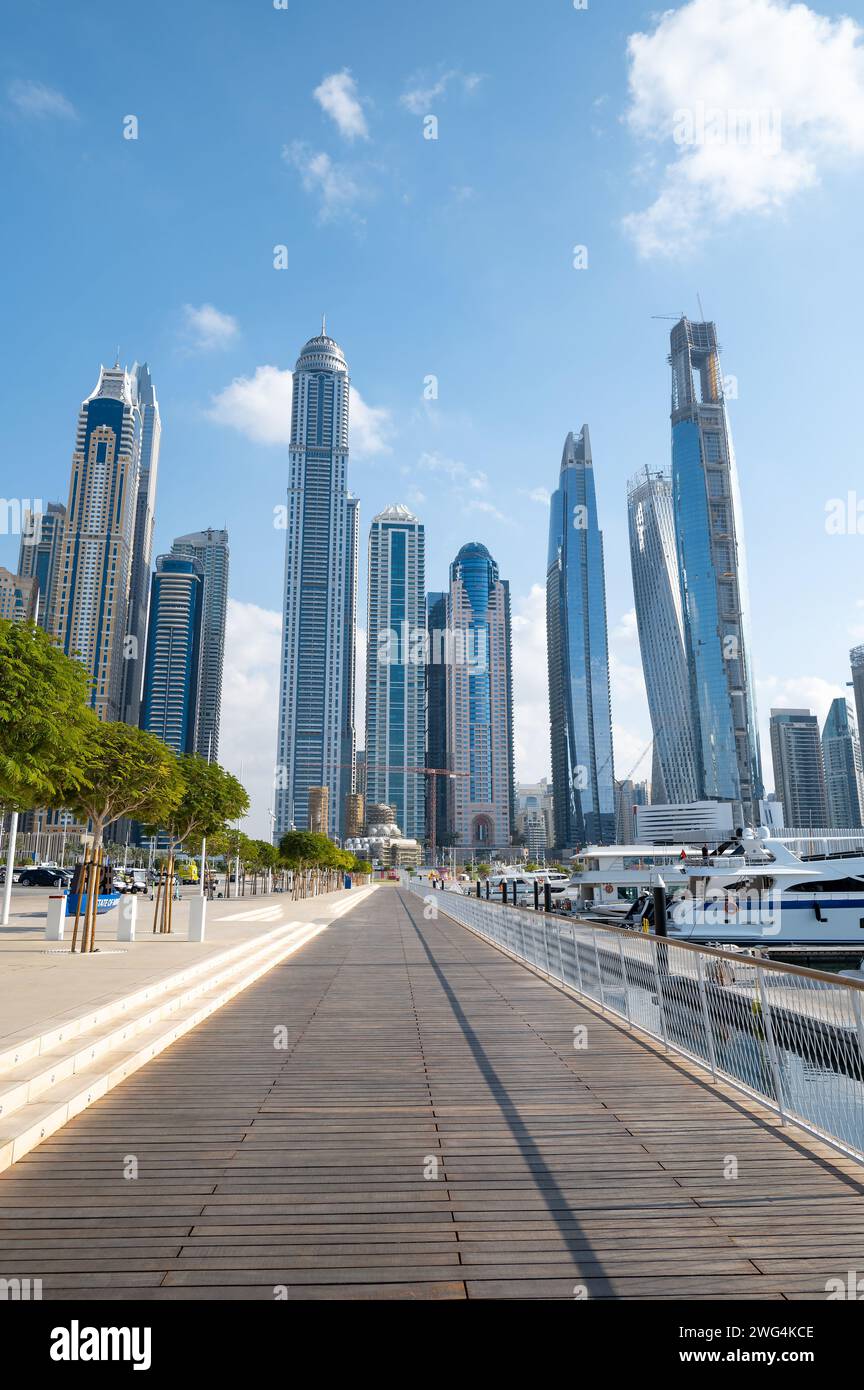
525 487 551 506
511 585 550 780
221 602 369 837
313 70 368 140
417 450 487 492
8 79 76 120
220 599 282 838
623 0 864 257
400 69 483 115
283 142 366 222
467 498 510 524
207 364 392 458
181 303 238 352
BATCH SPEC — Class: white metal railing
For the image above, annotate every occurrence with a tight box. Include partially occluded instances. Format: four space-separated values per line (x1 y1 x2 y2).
403 875 864 1163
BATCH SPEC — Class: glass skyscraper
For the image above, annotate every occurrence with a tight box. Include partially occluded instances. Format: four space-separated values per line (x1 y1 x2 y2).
425 591 449 850
670 317 763 825
627 468 698 805
365 505 426 840
822 698 864 829
275 324 358 841
50 364 142 722
17 501 65 632
546 428 615 847
140 555 204 755
171 528 229 761
770 709 828 828
122 363 161 727
446 543 514 851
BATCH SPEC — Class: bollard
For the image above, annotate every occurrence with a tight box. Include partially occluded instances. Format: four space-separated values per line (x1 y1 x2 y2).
543 883 552 913
189 896 207 942
476 881 481 898
533 881 540 911
500 882 506 904
511 880 518 906
485 881 490 900
117 894 137 942
45 894 66 942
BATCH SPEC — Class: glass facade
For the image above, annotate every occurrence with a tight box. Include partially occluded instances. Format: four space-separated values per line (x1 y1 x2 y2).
171 528 229 760
546 428 615 847
365 506 426 840
50 366 142 722
822 698 864 829
446 543 514 849
275 328 358 841
770 709 828 828
140 555 204 755
670 318 763 825
627 468 698 804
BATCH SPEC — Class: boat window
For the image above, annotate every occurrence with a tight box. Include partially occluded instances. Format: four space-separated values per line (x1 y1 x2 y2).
786 878 864 893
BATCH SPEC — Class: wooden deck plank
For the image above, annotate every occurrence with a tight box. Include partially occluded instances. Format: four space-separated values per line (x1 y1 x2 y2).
0 884 860 1300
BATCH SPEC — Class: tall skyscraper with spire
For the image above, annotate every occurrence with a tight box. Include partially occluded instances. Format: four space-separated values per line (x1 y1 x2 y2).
170 528 229 760
275 323 358 841
50 364 142 722
669 317 763 824
546 428 615 847
121 363 161 726
627 467 698 804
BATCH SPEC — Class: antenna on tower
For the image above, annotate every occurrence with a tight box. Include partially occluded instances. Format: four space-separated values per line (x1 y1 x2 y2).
696 292 707 323
114 346 120 368
321 312 326 337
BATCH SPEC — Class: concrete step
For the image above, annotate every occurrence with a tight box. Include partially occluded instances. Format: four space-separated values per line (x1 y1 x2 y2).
0 912 339 1172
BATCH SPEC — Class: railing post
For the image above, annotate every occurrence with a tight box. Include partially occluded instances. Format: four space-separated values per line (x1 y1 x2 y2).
617 934 632 1025
556 921 566 982
653 936 671 1052
756 964 787 1126
573 930 585 995
696 952 718 1082
592 929 606 1011
851 990 864 1075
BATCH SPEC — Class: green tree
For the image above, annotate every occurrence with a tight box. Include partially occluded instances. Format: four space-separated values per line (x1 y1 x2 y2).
279 830 336 868
0 619 91 810
56 715 183 853
149 754 248 853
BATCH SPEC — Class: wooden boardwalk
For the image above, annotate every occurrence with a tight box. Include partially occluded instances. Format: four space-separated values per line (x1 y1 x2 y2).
1 884 863 1300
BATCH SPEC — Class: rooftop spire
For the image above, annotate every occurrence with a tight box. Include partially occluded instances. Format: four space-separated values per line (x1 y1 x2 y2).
321 312 326 337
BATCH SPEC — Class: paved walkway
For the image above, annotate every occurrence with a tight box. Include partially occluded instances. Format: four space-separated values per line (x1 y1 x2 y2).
1 885 863 1300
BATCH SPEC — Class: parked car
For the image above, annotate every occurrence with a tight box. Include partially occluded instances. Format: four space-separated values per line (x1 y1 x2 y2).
17 866 72 888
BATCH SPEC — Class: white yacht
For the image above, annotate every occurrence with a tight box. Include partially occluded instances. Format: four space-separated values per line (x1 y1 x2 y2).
565 830 864 946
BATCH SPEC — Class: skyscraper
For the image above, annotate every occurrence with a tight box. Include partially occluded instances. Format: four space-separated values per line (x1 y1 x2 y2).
670 317 763 824
365 505 426 840
849 647 864 752
822 698 864 829
446 542 514 851
627 468 698 804
275 324 358 841
50 364 142 721
122 363 161 727
171 528 229 760
425 591 449 850
17 502 65 631
770 709 828 828
0 568 38 623
140 555 204 754
546 428 615 848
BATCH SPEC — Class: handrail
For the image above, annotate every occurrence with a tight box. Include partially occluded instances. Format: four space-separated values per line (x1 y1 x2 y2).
404 874 864 1164
423 883 864 988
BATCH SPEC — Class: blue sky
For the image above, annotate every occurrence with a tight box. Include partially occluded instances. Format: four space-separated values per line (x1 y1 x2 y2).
3 0 864 833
